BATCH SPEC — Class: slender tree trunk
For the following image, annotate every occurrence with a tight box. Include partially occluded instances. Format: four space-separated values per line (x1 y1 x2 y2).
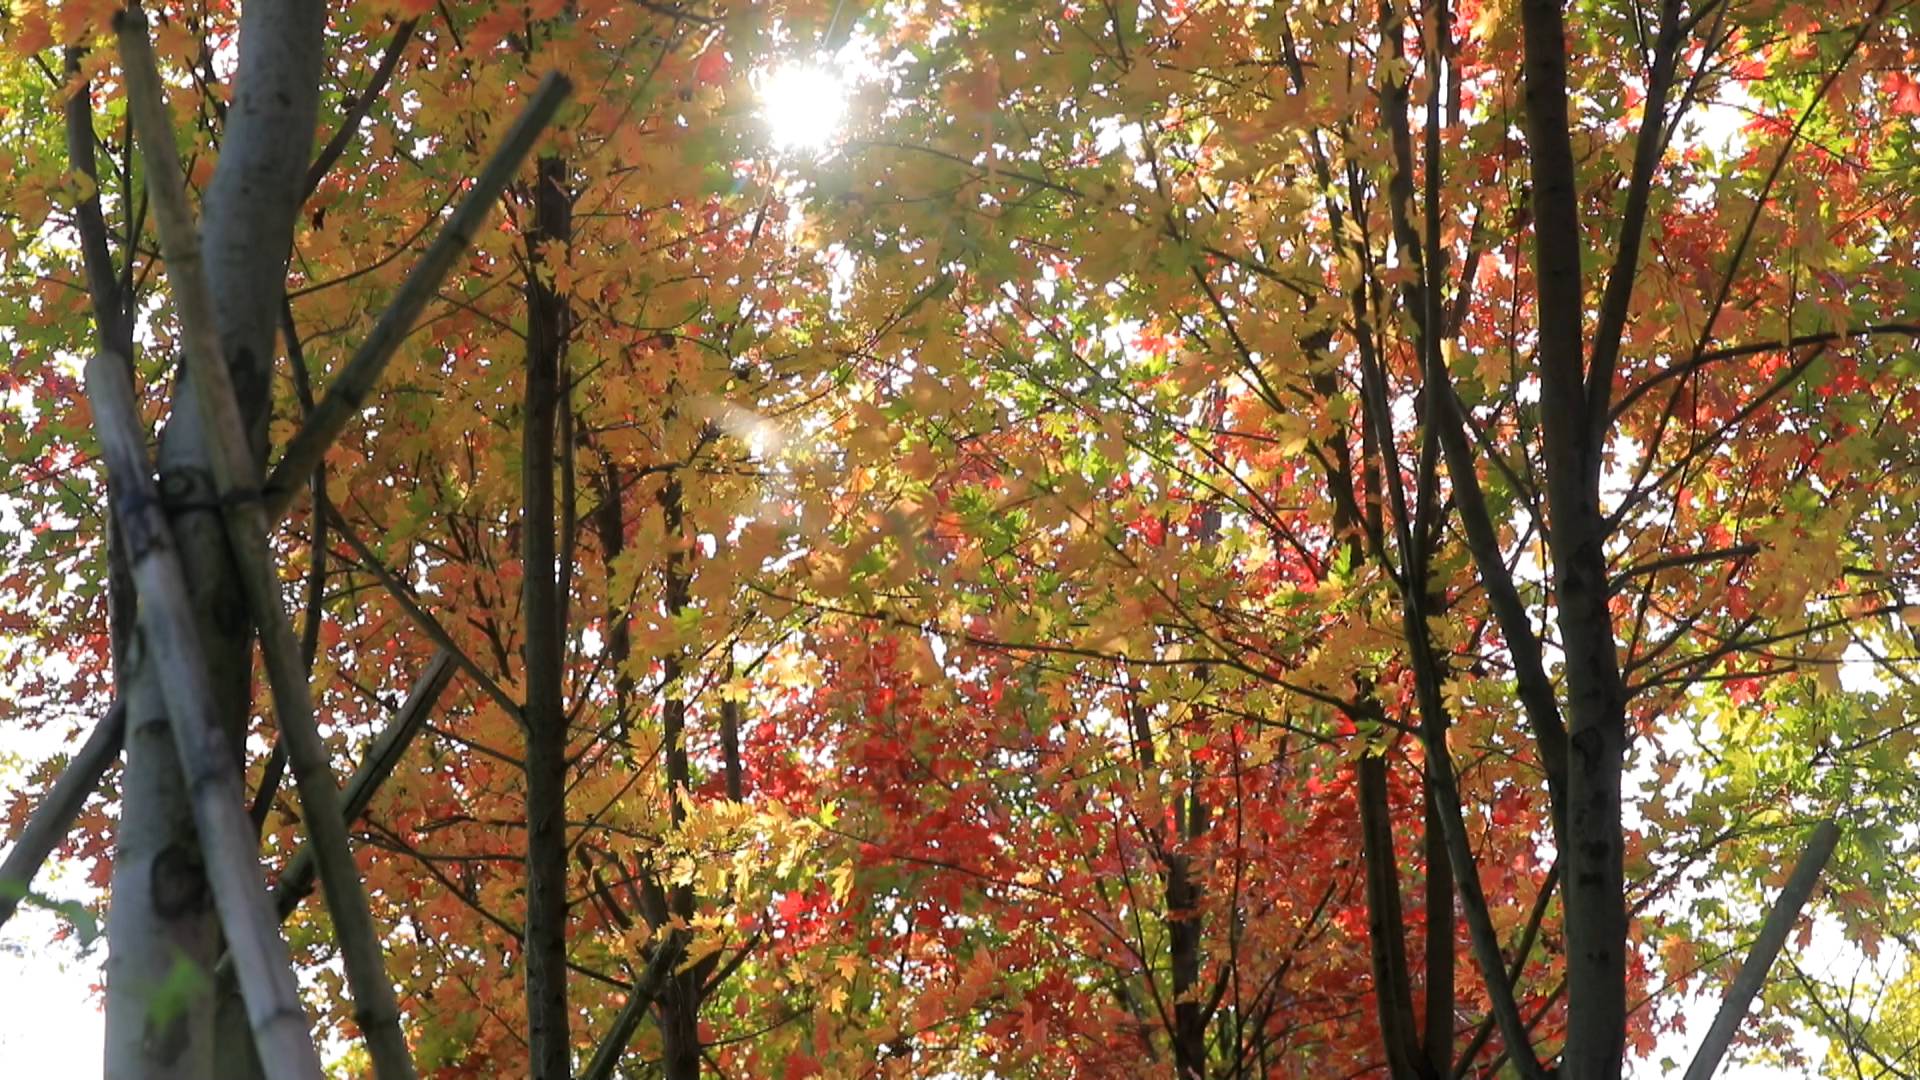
1357 754 1424 1080
63 50 139 670
656 474 704 1080
591 458 635 739
1421 786 1455 1074
720 660 743 804
57 52 200 1079
1121 678 1207 1077
522 152 575 1080
1167 782 1207 1080
1412 0 1459 1062
63 45 211 1080
1515 1 1631 1074
1548 508 1630 1080
1310 388 1441 1079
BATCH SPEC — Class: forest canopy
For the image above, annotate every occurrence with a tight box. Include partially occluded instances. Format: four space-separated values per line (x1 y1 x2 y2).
2 0 1920 1078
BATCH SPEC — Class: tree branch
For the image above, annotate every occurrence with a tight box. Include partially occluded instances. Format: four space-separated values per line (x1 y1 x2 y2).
328 507 525 724
1682 819 1841 1080
264 73 573 519
271 650 456 916
579 930 692 1080
301 18 420 200
0 703 125 930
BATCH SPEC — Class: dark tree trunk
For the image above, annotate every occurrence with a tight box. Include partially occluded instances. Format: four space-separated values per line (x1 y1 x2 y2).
1358 754 1425 1080
1167 783 1207 1079
522 152 575 1080
656 474 705 1080
1516 0 1630 1073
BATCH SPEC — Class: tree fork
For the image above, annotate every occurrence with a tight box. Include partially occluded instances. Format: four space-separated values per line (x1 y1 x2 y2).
88 350 325 1080
119 17 415 1073
6 74 564 926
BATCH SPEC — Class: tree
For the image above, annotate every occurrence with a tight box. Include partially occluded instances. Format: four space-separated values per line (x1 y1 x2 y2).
775 0 1920 1074
3 1 1920 1078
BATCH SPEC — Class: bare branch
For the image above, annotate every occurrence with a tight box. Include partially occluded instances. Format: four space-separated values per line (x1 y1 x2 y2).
1683 819 1841 1080
0 703 125 930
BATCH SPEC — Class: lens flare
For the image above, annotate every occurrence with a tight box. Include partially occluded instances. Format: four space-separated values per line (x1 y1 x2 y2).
760 61 849 153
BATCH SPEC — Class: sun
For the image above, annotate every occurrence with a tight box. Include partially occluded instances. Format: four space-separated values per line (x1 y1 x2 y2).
759 61 850 153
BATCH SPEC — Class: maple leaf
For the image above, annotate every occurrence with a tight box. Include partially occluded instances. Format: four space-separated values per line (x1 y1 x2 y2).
1882 70 1920 116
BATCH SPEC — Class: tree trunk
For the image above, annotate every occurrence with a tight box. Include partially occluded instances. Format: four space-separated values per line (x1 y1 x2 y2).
591 458 635 740
1515 0 1631 1074
1421 787 1455 1075
106 1 323 1074
522 152 575 1080
1358 754 1423 1080
656 473 704 1080
106 655 222 1080
1167 796 1206 1080
56 47 200 1080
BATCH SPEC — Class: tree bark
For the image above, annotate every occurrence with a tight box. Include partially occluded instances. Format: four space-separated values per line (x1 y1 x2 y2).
656 473 704 1080
105 655 220 1080
1358 754 1425 1080
1515 2 1631 1075
522 151 575 1080
106 2 323 1075
89 351 326 1080
1168 775 1208 1080
1421 787 1454 1076
77 35 216 1080
591 457 635 740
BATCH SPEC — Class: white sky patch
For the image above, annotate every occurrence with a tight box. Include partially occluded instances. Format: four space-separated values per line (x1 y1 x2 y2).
1689 85 1755 160
0 892 103 1077
1092 115 1145 158
0 710 104 1076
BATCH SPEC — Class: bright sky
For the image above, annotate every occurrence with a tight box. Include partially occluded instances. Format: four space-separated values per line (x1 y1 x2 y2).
0 879 103 1075
0 692 105 1074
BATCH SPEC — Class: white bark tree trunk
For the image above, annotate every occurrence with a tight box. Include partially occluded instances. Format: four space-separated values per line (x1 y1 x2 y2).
104 1 324 1075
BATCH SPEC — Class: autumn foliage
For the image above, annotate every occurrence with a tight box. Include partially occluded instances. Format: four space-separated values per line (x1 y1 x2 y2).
4 0 1920 1078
